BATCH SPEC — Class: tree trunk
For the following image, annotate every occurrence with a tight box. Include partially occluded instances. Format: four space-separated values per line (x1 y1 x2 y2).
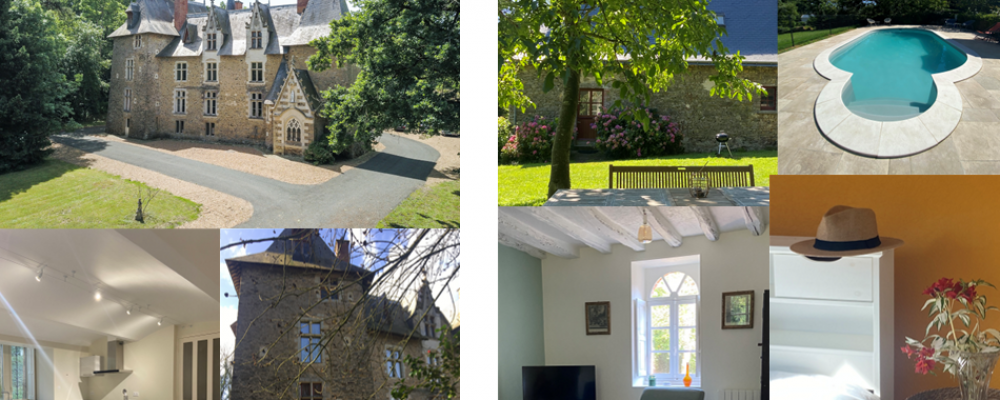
547 68 581 198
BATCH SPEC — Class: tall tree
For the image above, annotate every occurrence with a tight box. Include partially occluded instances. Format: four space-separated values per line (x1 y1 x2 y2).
0 0 74 173
308 0 460 155
499 0 762 197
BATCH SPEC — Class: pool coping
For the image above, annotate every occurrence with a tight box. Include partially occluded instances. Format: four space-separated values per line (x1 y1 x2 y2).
812 27 982 158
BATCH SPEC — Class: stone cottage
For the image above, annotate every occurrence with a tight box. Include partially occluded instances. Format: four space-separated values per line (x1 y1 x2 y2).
107 0 359 155
511 0 778 152
226 230 456 400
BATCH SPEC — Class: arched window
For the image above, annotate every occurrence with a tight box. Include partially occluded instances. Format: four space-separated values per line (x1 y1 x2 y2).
286 119 301 142
647 271 699 384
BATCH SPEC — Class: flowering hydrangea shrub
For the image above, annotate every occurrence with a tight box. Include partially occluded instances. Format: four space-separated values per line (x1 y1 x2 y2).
498 117 513 154
592 107 683 159
499 116 575 164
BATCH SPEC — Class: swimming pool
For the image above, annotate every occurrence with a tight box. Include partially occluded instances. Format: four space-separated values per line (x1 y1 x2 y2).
811 28 982 158
831 29 967 121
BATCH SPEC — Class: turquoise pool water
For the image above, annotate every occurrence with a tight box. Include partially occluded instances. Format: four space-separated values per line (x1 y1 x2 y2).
831 29 967 121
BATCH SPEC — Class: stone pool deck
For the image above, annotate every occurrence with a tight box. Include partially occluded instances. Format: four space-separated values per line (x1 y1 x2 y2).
779 25 1000 174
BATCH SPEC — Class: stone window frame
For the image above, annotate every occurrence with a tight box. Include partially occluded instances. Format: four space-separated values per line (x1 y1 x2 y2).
205 61 218 83
206 32 217 51
175 62 188 82
204 91 218 116
760 85 777 113
299 320 322 364
422 313 439 338
124 88 132 112
299 381 322 400
384 345 405 379
125 59 134 81
174 89 187 114
175 120 185 133
286 119 302 143
250 93 264 118
134 34 142 49
205 122 215 136
250 30 263 49
249 62 264 83
318 276 340 302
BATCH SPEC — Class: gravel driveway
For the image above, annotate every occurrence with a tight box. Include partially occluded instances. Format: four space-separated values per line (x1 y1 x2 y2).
51 132 440 227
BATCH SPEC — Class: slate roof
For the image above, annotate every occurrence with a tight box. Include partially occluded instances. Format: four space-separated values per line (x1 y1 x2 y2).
295 69 323 112
114 0 345 57
265 58 290 102
225 229 370 297
364 296 435 340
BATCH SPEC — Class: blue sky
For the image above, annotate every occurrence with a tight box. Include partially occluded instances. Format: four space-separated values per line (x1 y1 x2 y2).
219 229 460 356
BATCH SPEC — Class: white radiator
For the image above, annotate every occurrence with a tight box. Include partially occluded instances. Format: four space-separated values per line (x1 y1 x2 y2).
723 389 760 400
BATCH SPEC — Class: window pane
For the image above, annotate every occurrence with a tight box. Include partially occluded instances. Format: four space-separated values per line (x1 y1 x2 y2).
652 329 670 351
665 272 685 292
395 362 401 377
651 278 670 298
679 328 697 351
301 323 309 334
311 323 321 335
679 353 697 375
652 353 670 374
651 305 670 327
300 383 310 397
678 304 696 326
679 277 699 296
386 361 393 375
579 91 588 102
300 338 309 361
591 104 601 116
312 383 322 396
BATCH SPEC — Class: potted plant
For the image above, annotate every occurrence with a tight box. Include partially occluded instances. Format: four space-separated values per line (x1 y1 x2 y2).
902 278 1000 400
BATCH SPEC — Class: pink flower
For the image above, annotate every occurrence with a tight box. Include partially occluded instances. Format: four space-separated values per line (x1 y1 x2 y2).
532 150 537 155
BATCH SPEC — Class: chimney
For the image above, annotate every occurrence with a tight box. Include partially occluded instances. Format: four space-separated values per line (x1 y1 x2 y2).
297 0 308 14
335 240 350 265
234 1 242 9
174 0 188 32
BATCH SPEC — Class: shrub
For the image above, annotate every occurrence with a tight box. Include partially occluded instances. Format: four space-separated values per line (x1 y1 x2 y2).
498 117 513 154
592 107 684 159
498 115 576 164
304 139 336 165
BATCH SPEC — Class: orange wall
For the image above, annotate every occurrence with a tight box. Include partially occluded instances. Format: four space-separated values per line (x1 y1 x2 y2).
771 175 1000 399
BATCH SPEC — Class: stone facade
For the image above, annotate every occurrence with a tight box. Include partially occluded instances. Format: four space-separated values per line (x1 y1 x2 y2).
227 234 452 400
514 64 778 153
107 0 358 154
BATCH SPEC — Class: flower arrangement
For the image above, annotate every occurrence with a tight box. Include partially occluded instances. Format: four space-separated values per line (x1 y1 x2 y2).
902 278 1000 376
592 107 683 159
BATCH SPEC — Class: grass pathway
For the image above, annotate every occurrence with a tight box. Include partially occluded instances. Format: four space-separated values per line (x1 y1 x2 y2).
0 160 200 228
498 151 777 206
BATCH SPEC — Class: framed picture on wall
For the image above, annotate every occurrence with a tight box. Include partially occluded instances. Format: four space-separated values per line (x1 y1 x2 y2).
722 291 755 329
585 301 611 335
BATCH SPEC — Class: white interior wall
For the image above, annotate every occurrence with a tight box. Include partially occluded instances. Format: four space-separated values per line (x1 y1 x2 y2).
541 228 769 400
85 326 175 400
52 348 85 400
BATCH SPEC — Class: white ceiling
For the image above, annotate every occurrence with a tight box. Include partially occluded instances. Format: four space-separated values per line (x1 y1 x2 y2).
0 230 220 348
499 206 769 259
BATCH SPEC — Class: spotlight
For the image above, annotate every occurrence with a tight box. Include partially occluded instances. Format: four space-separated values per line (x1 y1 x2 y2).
35 266 43 282
126 306 132 316
158 318 163 326
94 288 102 302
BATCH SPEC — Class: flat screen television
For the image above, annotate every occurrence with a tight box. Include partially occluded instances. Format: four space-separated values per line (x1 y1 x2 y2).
522 365 597 400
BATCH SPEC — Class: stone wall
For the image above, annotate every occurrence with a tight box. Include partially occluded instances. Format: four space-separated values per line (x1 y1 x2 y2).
108 39 358 153
514 64 778 153
232 264 438 400
108 34 176 138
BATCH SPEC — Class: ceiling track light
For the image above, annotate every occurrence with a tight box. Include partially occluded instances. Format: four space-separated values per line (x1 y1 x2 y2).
35 266 43 282
158 318 163 326
94 286 102 302
126 305 133 316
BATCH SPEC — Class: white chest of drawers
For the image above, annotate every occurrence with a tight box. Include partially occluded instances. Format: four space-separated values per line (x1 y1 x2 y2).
769 236 894 399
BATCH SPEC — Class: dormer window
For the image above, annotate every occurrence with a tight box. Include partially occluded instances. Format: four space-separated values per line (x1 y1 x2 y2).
206 33 217 51
134 35 142 49
251 31 262 49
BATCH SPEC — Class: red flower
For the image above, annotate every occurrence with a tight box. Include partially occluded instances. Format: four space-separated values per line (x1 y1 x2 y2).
925 278 955 296
919 347 934 358
946 290 958 299
901 346 915 358
963 285 977 303
915 357 936 375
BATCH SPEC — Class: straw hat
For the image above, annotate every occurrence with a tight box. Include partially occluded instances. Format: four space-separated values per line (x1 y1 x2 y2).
790 205 904 261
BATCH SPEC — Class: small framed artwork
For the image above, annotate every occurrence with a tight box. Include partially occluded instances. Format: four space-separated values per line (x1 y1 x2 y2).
722 291 755 329
585 301 611 335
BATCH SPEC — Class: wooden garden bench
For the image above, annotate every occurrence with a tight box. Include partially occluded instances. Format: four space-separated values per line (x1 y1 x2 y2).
608 165 756 189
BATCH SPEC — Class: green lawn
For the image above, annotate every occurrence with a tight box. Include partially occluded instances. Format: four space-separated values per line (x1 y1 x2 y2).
0 160 200 228
498 151 777 206
378 180 459 228
779 26 856 52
